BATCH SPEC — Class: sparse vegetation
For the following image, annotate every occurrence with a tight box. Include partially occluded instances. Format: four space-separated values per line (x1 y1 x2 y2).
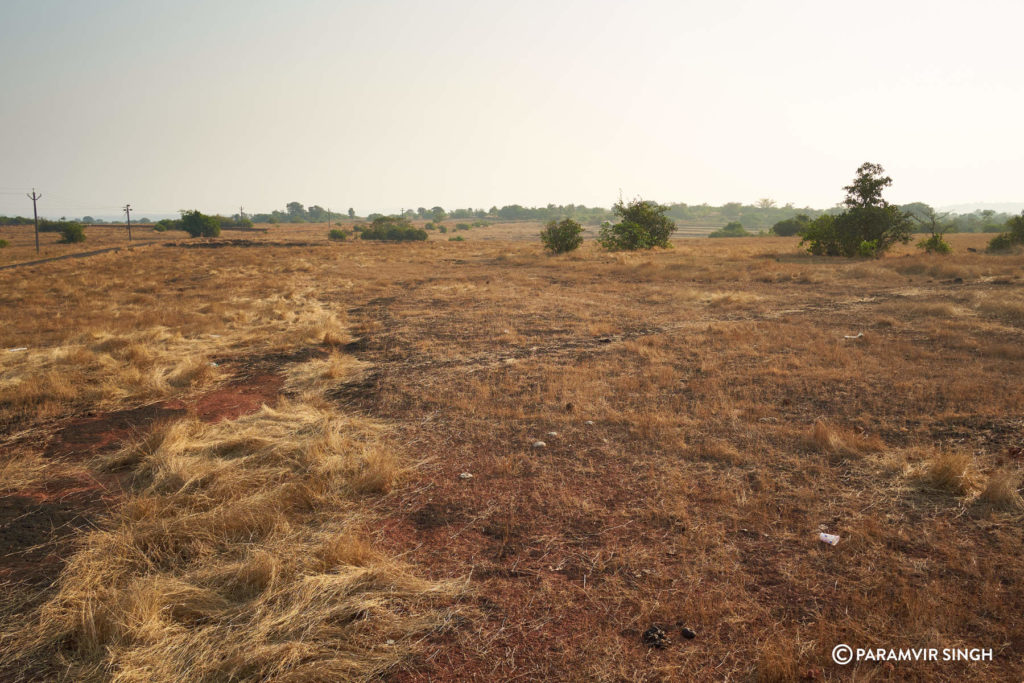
1 229 1022 680
327 228 347 241
539 218 584 254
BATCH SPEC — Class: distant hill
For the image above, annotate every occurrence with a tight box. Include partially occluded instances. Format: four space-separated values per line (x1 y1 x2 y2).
938 202 1024 215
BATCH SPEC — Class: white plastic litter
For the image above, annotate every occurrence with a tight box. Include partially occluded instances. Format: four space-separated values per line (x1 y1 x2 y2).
7 347 27 353
547 431 558 437
584 420 595 426
459 472 473 480
819 532 840 546
843 333 864 340
532 441 546 448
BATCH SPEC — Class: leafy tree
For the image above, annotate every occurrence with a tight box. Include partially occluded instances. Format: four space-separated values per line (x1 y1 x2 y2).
800 163 911 257
286 202 307 221
598 198 675 251
430 206 446 223
180 210 221 238
756 198 776 209
348 207 355 218
540 218 584 254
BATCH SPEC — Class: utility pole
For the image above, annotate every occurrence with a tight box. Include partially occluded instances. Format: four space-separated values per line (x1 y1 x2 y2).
123 204 132 242
239 206 244 222
27 189 41 254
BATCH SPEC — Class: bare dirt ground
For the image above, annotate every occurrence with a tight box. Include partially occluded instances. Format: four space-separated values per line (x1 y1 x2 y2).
0 233 1021 681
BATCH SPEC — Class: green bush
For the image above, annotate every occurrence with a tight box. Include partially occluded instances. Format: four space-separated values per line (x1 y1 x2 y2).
360 215 428 242
917 234 952 254
540 218 584 254
0 238 8 248
448 235 464 242
801 206 910 257
598 198 675 251
180 210 221 238
987 212 1024 252
771 214 810 236
328 229 348 241
801 163 912 257
58 222 86 243
455 223 471 231
708 222 750 238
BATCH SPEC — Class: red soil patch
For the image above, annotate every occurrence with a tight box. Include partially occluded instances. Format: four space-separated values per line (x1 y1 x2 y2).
189 373 283 422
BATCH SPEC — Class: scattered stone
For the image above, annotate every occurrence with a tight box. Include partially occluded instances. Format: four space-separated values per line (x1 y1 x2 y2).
458 472 473 480
642 625 669 648
564 402 574 413
597 337 612 344
386 639 396 646
680 627 697 640
532 441 546 448
584 420 595 426
546 431 558 437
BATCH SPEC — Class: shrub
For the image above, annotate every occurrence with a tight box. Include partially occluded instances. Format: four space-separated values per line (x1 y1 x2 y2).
598 198 675 251
987 212 1024 252
801 163 912 257
455 223 471 231
539 218 584 254
328 229 348 241
180 210 221 238
58 222 86 243
708 222 750 238
771 214 810 236
448 235 464 242
801 207 911 257
360 215 428 241
0 239 8 248
155 218 181 232
439 225 448 234
917 234 952 254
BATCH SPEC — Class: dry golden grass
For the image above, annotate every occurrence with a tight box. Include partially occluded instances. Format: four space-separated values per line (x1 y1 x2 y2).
1 232 1022 680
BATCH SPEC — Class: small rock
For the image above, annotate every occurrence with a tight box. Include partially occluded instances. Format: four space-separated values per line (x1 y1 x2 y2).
680 627 696 640
584 420 595 426
564 402 574 413
597 337 612 344
386 639 396 646
642 625 669 648
532 441 546 448
458 472 473 480
546 431 558 437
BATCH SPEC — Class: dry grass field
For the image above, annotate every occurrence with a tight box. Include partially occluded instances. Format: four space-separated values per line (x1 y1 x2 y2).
1 232 1022 681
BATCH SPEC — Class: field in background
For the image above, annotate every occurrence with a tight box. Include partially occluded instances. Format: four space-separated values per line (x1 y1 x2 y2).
1 234 1022 680
0 220 725 267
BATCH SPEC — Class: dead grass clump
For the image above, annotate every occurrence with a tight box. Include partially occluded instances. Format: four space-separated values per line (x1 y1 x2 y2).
924 451 978 495
5 399 454 681
802 420 883 458
974 298 1024 327
978 470 1023 511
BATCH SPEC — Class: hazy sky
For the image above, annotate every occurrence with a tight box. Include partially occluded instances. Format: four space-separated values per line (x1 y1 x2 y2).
1 0 1021 218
